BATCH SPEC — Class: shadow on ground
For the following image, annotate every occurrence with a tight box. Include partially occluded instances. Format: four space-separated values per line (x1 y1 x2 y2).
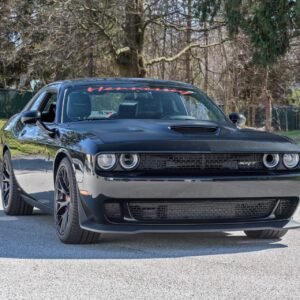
0 209 287 260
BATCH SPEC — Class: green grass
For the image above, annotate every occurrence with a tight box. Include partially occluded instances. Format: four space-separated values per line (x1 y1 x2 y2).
276 130 300 144
0 119 7 128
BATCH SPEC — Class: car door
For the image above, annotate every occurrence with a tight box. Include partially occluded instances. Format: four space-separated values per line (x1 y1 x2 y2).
16 88 59 208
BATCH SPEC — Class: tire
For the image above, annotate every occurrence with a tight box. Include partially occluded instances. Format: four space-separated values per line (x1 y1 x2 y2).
244 229 288 239
1 151 33 215
54 157 100 244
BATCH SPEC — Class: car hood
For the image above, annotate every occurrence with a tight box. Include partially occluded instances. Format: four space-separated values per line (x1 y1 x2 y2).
62 119 300 153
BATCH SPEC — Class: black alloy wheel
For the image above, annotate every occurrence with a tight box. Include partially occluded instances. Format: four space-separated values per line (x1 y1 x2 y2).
1 156 10 208
1 151 33 215
55 165 71 236
54 158 100 244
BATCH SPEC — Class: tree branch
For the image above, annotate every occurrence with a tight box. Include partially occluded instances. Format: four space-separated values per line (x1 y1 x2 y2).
157 19 226 33
67 5 117 56
146 39 229 66
143 9 181 29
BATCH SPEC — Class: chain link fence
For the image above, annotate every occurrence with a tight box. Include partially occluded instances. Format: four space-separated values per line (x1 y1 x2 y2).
243 105 300 131
0 89 300 132
0 89 33 119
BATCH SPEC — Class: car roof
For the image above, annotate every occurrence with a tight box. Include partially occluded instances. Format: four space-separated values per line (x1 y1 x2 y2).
46 77 195 90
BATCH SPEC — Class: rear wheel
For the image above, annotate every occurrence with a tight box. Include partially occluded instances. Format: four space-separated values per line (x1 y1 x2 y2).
244 229 288 239
54 158 100 244
1 151 33 215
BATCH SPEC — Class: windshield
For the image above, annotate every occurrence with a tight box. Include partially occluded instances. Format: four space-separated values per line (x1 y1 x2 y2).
62 85 226 123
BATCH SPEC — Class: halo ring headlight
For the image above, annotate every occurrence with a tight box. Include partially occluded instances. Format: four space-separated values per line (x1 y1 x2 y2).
119 153 139 170
97 154 117 170
263 154 280 169
283 154 299 169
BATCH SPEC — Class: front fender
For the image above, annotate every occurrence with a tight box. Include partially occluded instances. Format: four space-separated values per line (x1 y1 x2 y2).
53 148 87 186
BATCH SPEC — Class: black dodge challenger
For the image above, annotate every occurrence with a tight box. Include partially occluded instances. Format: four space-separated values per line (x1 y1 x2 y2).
1 78 300 244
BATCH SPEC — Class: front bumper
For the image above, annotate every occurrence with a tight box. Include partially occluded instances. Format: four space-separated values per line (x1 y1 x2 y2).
77 173 300 233
80 219 300 234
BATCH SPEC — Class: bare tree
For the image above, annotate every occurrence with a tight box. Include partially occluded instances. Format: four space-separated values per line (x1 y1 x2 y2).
1 0 299 132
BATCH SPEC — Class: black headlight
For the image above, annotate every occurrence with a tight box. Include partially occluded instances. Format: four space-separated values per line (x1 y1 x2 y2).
119 153 140 170
263 154 280 169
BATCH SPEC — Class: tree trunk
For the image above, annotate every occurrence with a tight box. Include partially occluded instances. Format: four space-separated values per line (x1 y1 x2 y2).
251 105 256 128
263 68 272 131
86 0 94 77
203 22 208 92
264 93 272 131
161 0 168 80
218 26 228 114
161 25 167 79
117 0 146 78
88 33 94 77
185 0 192 83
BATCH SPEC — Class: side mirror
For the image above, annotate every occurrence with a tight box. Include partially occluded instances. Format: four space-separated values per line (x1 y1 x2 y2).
229 112 246 127
21 110 41 124
21 110 56 137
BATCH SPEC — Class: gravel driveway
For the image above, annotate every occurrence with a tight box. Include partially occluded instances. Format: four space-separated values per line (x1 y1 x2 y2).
0 193 299 299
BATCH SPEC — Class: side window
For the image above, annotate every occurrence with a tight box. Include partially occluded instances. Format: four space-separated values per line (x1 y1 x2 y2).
39 93 57 123
23 90 43 111
29 91 47 111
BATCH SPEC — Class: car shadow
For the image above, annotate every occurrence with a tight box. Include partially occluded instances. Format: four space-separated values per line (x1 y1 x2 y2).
0 208 288 260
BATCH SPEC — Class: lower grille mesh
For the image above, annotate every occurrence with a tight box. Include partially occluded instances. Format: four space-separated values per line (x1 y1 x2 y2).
128 199 278 222
275 199 299 218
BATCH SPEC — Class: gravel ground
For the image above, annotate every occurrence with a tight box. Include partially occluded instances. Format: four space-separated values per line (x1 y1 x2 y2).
0 194 299 300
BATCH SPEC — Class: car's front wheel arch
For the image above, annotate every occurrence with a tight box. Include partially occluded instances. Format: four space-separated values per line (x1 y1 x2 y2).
53 149 75 184
2 144 11 160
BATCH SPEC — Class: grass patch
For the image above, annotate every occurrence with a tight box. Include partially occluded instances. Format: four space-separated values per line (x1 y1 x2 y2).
0 119 7 128
276 130 300 144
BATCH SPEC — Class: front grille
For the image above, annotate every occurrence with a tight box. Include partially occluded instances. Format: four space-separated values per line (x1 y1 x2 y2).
275 198 299 218
138 153 264 171
126 198 297 223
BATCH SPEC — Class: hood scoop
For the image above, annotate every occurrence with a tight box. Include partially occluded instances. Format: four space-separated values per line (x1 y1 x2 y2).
169 125 219 135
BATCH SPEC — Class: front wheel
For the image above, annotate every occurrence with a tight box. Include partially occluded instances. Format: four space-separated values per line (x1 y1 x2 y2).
54 158 100 244
244 229 288 239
